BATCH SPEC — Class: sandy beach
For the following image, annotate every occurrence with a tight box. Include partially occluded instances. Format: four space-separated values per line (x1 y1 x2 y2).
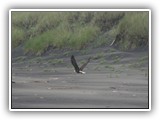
11 47 149 109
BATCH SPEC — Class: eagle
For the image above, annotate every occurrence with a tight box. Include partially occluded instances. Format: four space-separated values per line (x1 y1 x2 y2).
71 55 91 74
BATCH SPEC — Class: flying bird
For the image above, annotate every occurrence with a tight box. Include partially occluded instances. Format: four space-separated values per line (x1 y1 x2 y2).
71 55 91 74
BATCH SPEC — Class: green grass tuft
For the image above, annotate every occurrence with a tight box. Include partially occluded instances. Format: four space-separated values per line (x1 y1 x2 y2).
12 27 25 48
115 12 149 50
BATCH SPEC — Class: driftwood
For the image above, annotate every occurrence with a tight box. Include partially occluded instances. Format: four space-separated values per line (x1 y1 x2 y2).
110 34 122 46
110 39 116 46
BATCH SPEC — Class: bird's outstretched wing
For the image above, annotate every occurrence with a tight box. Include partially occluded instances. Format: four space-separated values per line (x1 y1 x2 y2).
79 57 91 71
71 55 80 73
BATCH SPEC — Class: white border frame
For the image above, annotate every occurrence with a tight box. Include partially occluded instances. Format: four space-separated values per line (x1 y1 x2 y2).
9 9 151 111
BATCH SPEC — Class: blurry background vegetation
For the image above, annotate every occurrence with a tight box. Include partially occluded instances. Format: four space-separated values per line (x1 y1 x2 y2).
11 11 149 56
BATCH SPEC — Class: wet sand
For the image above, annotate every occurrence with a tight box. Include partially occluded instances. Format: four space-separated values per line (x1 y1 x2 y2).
11 47 149 109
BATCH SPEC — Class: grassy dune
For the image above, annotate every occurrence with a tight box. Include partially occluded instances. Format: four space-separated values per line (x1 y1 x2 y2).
115 12 149 50
11 11 149 55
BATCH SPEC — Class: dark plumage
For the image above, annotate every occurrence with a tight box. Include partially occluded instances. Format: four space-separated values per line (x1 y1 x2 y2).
71 55 91 74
